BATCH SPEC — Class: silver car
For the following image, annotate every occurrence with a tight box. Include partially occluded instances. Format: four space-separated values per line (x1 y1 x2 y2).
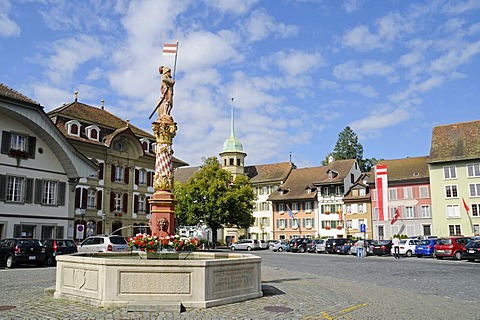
230 239 259 251
315 239 327 253
78 235 128 253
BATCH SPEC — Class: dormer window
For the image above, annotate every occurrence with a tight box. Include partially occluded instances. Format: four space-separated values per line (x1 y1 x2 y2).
140 138 150 153
66 120 81 137
85 125 100 141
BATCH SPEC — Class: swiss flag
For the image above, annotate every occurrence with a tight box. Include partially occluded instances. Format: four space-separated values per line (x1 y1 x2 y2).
391 208 400 225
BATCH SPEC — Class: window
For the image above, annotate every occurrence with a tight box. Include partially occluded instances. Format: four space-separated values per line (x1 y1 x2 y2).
446 204 460 218
388 207 397 219
378 225 384 239
1 131 36 159
114 193 122 212
261 186 268 195
10 132 27 151
323 187 330 196
372 208 379 220
304 202 312 212
229 158 234 165
291 202 299 212
85 125 100 141
346 204 352 213
467 164 480 177
358 204 364 213
469 183 480 197
359 188 366 196
260 202 269 211
42 180 58 205
388 188 397 200
474 224 480 235
278 203 285 212
6 176 24 202
138 170 146 185
420 205 431 218
444 166 457 179
346 220 352 229
419 186 429 198
66 120 80 136
278 219 286 229
304 218 313 229
87 189 96 209
404 187 413 199
335 186 343 196
404 206 414 219
138 195 146 213
115 166 123 182
445 185 458 198
472 204 479 217
423 225 432 237
448 225 462 236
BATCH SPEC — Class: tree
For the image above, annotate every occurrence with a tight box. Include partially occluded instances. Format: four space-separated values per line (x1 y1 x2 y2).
174 157 256 246
323 126 379 171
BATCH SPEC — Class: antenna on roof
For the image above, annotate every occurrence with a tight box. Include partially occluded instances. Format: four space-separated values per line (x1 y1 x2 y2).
74 91 78 102
101 99 105 110
289 151 292 163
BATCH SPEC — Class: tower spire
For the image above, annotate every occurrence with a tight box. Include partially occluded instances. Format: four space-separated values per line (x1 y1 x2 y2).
230 96 235 138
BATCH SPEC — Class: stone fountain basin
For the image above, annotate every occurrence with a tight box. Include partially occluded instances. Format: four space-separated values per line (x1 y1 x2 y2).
54 251 262 311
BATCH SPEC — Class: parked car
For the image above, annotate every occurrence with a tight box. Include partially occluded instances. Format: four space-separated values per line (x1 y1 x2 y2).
415 239 437 258
230 239 259 251
307 239 322 253
371 240 392 256
256 240 269 250
289 237 310 253
271 240 289 252
435 236 470 260
325 238 348 254
398 239 419 257
43 239 78 266
78 235 128 253
463 240 480 262
315 239 327 254
0 238 45 268
336 240 354 254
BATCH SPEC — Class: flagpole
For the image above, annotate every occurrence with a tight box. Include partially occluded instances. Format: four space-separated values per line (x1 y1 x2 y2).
173 40 179 80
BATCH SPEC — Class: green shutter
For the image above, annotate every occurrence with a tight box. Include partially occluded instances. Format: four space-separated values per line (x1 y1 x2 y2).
0 175 6 201
34 179 43 204
13 224 22 238
28 136 36 159
25 178 34 203
56 226 65 238
1 131 11 154
57 182 66 206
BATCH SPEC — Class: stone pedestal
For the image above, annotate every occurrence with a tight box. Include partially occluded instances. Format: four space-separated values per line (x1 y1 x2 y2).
149 191 176 237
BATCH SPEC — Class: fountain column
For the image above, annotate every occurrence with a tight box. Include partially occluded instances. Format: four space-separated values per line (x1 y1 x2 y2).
149 114 177 237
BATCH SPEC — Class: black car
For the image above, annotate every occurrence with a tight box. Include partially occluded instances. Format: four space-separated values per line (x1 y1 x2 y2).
336 240 354 254
43 239 78 266
371 240 393 256
0 238 45 268
289 238 310 253
325 238 348 254
463 240 480 262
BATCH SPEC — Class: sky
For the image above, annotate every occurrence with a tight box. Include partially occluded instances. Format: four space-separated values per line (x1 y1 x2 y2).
1 0 480 168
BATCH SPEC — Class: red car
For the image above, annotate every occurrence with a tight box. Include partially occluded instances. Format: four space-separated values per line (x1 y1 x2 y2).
434 236 470 260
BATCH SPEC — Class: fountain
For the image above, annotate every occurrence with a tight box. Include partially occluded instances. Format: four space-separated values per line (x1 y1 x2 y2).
53 65 262 311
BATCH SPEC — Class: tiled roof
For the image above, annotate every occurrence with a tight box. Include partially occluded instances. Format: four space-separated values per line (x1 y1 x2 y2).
0 83 40 106
313 159 357 185
429 120 480 163
48 101 153 138
268 166 325 201
368 156 429 183
174 166 202 184
244 162 295 183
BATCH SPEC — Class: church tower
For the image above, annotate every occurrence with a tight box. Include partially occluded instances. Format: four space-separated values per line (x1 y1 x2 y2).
219 97 246 179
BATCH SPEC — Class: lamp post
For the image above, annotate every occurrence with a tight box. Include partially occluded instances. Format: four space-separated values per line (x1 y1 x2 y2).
101 212 106 235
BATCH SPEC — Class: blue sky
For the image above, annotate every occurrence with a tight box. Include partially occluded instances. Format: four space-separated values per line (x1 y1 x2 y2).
1 0 480 168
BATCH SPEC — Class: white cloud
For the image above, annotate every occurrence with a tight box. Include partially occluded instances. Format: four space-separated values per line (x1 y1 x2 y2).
342 0 363 13
271 50 325 76
0 1 20 37
350 107 411 133
244 8 299 42
346 84 378 98
206 0 258 15
318 79 340 90
442 0 480 15
333 60 395 81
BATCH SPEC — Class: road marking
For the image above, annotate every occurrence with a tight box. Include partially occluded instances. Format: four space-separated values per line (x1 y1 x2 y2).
301 302 368 319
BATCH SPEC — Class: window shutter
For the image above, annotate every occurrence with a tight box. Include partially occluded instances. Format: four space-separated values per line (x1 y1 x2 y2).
75 188 81 208
24 178 34 203
124 167 129 184
111 164 115 182
28 136 36 159
135 169 139 185
312 218 315 227
302 218 305 227
276 219 279 228
110 192 115 211
34 179 43 204
147 172 152 187
99 162 104 180
57 182 66 206
13 225 22 238
0 175 6 201
1 131 11 154
56 226 64 238
81 188 87 209
122 193 128 212
146 196 151 214
134 194 138 213
97 190 102 210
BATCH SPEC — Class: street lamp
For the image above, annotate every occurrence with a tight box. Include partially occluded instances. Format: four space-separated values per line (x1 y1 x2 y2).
101 212 106 235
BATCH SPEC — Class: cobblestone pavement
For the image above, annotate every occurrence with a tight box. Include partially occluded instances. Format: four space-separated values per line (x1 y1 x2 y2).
1 260 480 319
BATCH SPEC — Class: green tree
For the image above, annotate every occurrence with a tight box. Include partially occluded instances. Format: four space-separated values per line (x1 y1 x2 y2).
323 126 379 171
174 157 256 246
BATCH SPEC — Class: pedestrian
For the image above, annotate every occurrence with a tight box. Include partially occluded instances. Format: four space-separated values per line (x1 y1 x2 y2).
357 239 364 258
392 236 400 259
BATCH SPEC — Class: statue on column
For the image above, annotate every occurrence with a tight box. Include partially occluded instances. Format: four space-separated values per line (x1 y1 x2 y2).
156 66 175 118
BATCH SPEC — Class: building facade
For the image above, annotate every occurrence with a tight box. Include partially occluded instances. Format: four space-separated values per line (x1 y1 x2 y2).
0 84 97 239
342 173 372 239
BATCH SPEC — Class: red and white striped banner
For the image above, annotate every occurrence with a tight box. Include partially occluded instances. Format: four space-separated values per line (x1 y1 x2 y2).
163 43 177 56
375 165 388 221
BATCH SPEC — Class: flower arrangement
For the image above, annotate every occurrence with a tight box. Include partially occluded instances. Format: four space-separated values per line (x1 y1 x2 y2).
9 149 29 159
336 225 343 230
324 225 331 230
324 211 330 215
127 234 200 253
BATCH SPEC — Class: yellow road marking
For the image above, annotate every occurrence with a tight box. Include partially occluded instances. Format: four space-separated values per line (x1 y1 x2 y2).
301 302 368 320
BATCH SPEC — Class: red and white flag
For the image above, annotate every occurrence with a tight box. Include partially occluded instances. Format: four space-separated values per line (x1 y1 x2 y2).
462 197 470 213
391 208 400 225
375 165 388 221
163 43 177 56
